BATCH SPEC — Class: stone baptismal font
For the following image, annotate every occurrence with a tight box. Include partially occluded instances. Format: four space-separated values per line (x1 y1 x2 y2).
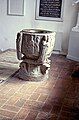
16 29 56 81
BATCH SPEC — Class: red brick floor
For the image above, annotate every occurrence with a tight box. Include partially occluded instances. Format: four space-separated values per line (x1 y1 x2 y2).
0 54 79 120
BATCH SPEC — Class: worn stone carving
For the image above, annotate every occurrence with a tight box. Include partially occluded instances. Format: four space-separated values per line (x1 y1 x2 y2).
72 0 79 31
16 29 56 81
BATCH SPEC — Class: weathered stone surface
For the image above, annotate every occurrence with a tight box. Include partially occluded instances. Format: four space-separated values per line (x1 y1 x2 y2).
72 1 79 31
16 29 56 81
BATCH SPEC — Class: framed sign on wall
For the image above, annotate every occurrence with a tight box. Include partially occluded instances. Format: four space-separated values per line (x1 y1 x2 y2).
35 0 64 21
7 0 24 16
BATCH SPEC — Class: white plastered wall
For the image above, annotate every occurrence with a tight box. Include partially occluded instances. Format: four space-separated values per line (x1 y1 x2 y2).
0 0 78 54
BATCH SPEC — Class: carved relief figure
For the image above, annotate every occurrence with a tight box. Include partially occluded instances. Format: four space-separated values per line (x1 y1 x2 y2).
16 29 56 81
72 0 79 30
73 0 79 4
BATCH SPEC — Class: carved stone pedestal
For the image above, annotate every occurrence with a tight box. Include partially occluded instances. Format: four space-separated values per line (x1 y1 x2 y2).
67 1 79 62
72 12 79 32
16 29 56 81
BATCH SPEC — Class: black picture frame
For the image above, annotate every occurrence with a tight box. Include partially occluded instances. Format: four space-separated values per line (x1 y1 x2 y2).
35 0 64 21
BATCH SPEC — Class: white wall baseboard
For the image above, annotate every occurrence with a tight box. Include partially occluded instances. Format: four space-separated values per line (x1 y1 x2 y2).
67 54 79 62
52 50 67 55
52 50 60 54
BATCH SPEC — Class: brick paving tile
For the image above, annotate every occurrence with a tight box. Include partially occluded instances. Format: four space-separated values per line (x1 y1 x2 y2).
16 85 29 94
42 103 52 113
51 105 62 115
13 92 30 100
4 89 16 98
0 85 6 91
0 54 79 119
34 87 50 94
5 95 21 105
0 115 12 120
59 110 73 118
37 93 48 102
1 104 20 112
18 85 37 94
46 96 64 106
29 93 40 101
36 111 52 120
48 114 58 120
0 94 8 100
58 116 72 120
63 98 75 107
14 98 26 107
25 110 38 120
66 85 78 99
49 88 65 99
23 100 44 111
54 79 70 90
0 99 7 107
13 108 30 120
0 109 16 119
0 86 11 95
39 81 49 87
